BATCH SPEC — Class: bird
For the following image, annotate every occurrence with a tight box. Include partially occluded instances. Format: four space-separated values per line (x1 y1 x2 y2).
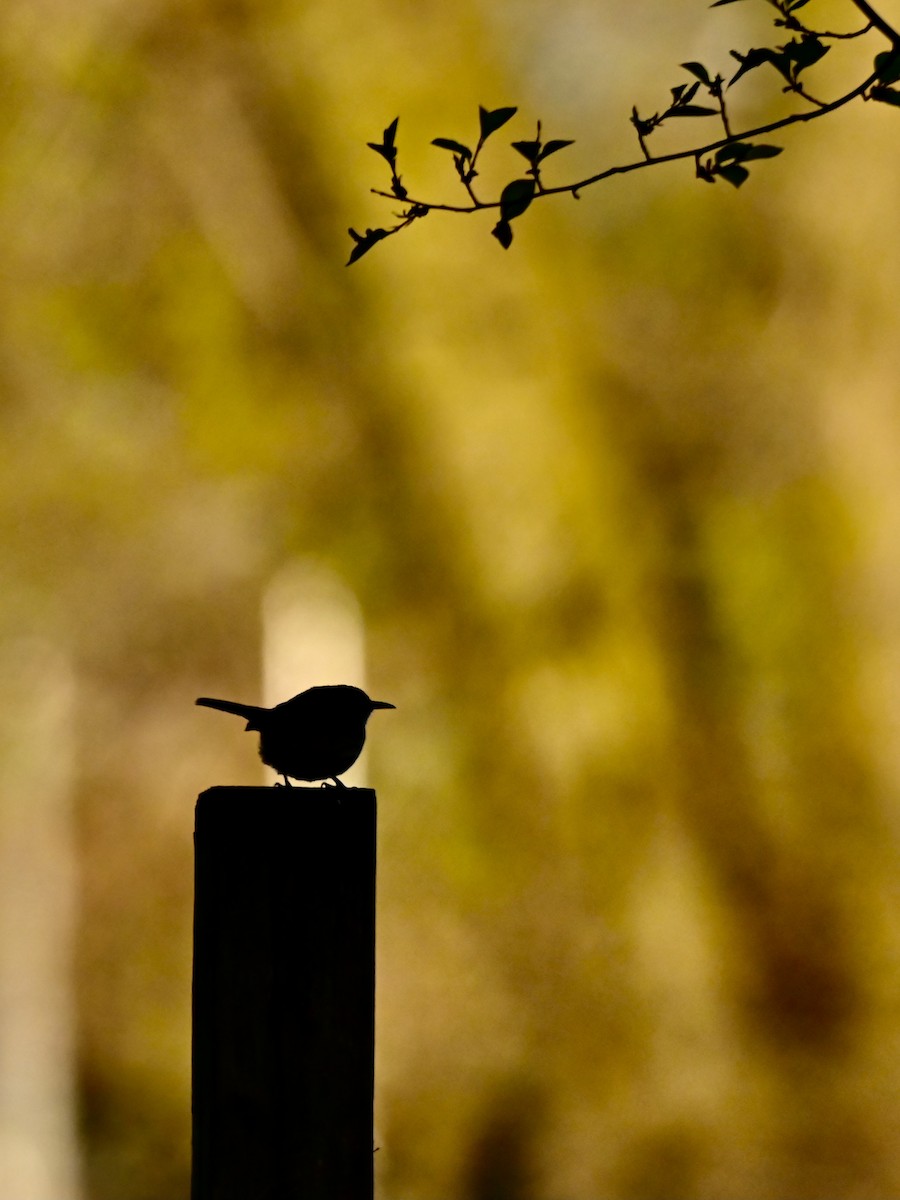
195 684 395 787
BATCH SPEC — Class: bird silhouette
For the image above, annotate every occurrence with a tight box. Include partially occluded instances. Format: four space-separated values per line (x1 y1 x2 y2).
196 684 394 786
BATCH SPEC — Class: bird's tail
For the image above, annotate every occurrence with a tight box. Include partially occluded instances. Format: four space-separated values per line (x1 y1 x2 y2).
195 696 267 730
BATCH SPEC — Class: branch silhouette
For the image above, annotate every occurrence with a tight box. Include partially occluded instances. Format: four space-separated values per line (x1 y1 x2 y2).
347 0 900 264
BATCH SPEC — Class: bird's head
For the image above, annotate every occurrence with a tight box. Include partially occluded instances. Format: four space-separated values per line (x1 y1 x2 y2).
314 684 395 722
362 692 395 720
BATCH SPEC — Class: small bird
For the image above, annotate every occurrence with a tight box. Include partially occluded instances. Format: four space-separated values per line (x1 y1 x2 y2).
196 684 395 787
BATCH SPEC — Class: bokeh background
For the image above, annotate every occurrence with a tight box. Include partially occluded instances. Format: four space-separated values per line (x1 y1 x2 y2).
2 0 900 1197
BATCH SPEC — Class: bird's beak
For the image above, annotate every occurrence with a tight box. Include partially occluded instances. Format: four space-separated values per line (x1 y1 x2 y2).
370 700 395 710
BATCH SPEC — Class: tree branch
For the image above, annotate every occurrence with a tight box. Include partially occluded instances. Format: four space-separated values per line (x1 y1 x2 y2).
847 0 900 46
348 0 900 262
370 72 876 217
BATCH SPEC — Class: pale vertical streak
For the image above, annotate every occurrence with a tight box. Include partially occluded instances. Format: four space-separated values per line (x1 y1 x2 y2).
0 639 82 1200
262 560 369 785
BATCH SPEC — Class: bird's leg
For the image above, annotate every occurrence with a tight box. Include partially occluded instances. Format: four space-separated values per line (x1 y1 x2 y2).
280 774 293 787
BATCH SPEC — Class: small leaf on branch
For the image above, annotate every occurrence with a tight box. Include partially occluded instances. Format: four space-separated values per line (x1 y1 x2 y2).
711 0 745 6
668 104 718 117
716 141 783 164
696 157 716 183
875 50 900 86
539 139 575 160
499 178 536 222
479 105 517 140
681 61 711 87
367 141 396 165
512 139 542 164
870 84 900 107
766 52 794 84
346 226 389 266
729 47 777 87
784 36 829 74
630 106 659 137
718 163 750 187
432 138 473 159
367 118 400 166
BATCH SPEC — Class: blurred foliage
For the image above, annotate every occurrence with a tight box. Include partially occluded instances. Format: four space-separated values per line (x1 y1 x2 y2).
2 0 900 1198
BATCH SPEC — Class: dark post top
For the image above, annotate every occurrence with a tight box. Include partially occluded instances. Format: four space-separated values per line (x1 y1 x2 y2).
192 786 376 1200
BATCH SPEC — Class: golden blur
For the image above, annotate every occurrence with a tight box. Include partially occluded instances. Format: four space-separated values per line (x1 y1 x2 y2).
2 0 900 1196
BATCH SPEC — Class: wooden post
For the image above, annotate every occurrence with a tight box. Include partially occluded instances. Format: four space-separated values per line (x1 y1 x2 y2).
192 786 376 1200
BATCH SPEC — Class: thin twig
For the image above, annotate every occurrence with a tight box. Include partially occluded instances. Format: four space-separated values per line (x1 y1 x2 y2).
846 0 900 45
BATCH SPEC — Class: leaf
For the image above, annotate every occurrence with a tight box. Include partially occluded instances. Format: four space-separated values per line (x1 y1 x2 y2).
716 141 782 164
766 51 794 84
513 137 574 165
479 105 517 141
367 122 398 166
512 139 541 164
785 36 829 74
670 81 700 106
668 104 718 117
696 158 716 183
630 107 658 137
538 139 575 160
491 219 513 249
741 143 782 161
346 227 389 266
875 50 900 86
391 177 408 200
366 142 391 164
871 85 900 107
711 0 745 5
729 47 776 87
432 138 473 159
718 163 750 187
681 61 711 87
499 178 536 222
